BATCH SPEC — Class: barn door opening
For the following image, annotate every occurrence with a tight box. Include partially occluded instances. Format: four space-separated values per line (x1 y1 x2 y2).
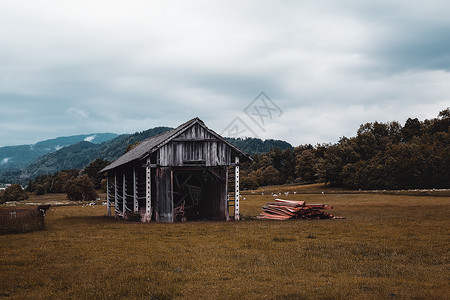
172 170 203 221
172 168 226 222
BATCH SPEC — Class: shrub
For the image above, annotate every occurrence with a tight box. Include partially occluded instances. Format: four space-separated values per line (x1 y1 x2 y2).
3 184 29 202
240 176 259 190
35 184 46 196
64 175 98 201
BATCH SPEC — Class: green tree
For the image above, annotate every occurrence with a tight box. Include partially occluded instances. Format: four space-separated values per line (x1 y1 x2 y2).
430 108 450 134
402 118 422 142
262 166 281 186
35 184 46 196
295 149 318 183
279 149 295 184
240 176 259 190
318 138 360 185
52 171 69 193
317 109 449 190
248 168 264 186
3 184 29 202
64 175 98 201
83 159 111 189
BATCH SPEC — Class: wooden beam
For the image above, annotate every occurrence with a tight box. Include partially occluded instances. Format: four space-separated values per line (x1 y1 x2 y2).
144 157 152 222
234 156 240 220
114 173 118 217
225 167 229 221
106 176 111 217
133 166 138 213
170 168 174 223
123 173 126 217
182 160 206 166
171 138 220 142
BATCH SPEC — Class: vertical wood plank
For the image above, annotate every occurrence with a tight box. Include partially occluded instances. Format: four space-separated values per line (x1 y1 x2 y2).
133 166 138 213
225 167 229 221
106 175 111 217
235 156 240 220
114 173 118 217
144 157 152 222
123 172 126 217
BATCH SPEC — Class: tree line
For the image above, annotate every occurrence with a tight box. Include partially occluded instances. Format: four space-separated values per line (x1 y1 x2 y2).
8 108 448 201
22 158 110 202
240 108 449 190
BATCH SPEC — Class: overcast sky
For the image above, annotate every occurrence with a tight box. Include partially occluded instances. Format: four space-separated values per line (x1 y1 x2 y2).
1 0 449 147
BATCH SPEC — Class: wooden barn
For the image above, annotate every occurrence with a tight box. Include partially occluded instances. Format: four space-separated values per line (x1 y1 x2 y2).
100 118 251 223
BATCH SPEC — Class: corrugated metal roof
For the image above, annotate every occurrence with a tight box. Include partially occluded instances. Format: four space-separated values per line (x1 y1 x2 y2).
100 117 251 173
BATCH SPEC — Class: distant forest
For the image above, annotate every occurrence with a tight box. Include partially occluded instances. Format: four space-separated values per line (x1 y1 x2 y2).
240 108 449 190
22 108 449 195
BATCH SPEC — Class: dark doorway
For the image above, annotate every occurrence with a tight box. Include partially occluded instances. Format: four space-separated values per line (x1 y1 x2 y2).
172 168 226 221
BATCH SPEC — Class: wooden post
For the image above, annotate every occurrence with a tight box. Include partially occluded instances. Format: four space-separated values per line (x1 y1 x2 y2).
123 172 126 217
234 156 240 220
106 175 111 217
225 167 229 221
144 157 152 222
170 168 174 223
133 166 138 213
114 173 118 217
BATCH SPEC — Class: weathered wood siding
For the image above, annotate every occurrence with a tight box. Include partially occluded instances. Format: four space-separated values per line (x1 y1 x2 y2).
156 167 173 222
200 167 227 220
159 124 232 166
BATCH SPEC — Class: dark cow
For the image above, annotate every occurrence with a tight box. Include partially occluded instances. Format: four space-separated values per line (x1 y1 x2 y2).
37 205 50 217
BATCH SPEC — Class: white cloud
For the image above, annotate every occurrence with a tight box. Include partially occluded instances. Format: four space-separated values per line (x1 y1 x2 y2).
67 107 89 119
1 158 11 165
84 135 96 142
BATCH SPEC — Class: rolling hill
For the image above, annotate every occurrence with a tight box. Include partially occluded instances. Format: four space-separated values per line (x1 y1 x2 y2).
0 128 292 184
0 133 118 173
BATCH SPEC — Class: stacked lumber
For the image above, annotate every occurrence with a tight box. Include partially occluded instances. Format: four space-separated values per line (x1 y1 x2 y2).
258 199 344 220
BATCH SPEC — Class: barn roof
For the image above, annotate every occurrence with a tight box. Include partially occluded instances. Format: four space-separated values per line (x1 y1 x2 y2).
100 117 251 173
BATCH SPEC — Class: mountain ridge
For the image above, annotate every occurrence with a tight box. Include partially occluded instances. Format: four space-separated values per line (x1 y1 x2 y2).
0 129 292 184
0 133 118 172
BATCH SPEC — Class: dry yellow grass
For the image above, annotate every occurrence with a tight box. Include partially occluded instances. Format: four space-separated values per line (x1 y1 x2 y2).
1 187 449 299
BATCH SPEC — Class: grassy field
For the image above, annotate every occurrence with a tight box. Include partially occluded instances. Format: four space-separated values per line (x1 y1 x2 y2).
1 186 449 299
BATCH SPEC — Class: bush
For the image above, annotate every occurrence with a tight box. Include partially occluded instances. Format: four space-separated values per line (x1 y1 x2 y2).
64 175 98 201
240 176 259 190
35 184 46 196
3 184 29 202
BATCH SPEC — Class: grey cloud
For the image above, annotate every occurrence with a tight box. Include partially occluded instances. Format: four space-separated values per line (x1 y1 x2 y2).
374 26 450 72
0 1 449 147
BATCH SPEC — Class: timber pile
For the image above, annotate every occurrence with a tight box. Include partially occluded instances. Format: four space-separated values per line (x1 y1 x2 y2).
258 199 344 220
